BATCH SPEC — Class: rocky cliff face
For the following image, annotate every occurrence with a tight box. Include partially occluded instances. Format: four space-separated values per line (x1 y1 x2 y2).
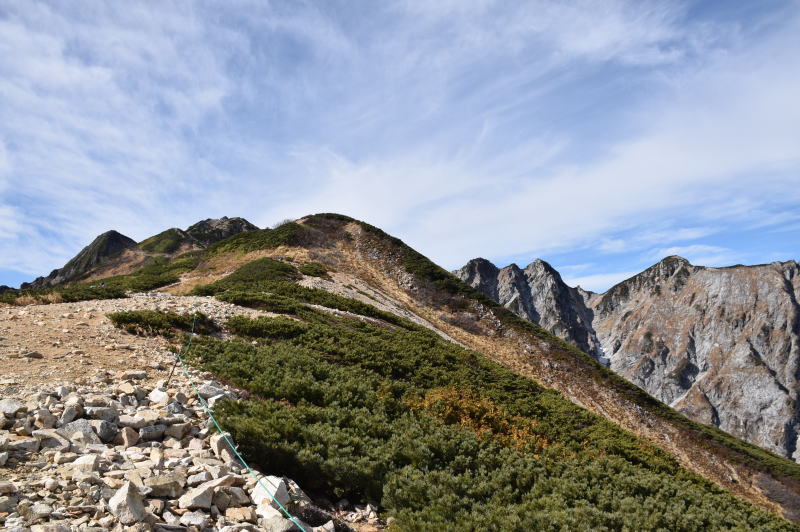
454 258 601 358
22 231 136 289
591 257 800 460
457 255 800 460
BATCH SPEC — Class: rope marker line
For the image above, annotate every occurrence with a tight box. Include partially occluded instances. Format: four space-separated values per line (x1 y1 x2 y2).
173 313 308 532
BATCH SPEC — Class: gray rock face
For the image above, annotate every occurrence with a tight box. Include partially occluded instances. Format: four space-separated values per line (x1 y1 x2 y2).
589 257 800 460
454 258 601 357
457 255 800 461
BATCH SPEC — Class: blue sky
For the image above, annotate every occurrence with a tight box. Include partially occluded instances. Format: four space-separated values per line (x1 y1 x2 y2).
0 1 798 291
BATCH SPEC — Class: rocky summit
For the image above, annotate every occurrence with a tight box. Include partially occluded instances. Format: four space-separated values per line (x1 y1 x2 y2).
184 218 259 248
456 255 800 461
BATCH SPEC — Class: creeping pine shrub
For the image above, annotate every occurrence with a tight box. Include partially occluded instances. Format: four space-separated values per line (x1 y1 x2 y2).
298 261 328 277
138 228 190 254
225 315 308 339
197 257 413 328
108 310 218 337
216 292 302 314
206 222 306 255
192 258 300 296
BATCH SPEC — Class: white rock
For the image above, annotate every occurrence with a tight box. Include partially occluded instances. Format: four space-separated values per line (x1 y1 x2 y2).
108 481 146 525
251 476 291 510
32 428 71 451
148 388 170 404
188 471 213 486
197 383 225 399
178 484 214 510
0 480 16 495
69 454 99 472
262 515 304 532
313 521 336 532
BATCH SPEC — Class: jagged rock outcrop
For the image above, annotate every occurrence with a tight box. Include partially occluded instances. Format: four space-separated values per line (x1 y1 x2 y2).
454 258 601 358
186 217 259 247
22 231 136 289
457 254 800 461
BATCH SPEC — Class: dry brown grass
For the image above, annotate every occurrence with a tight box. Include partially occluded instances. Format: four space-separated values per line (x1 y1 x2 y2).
43 292 63 304
15 295 40 306
164 274 228 295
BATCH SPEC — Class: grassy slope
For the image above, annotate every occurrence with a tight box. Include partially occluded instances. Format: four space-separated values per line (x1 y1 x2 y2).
0 253 202 305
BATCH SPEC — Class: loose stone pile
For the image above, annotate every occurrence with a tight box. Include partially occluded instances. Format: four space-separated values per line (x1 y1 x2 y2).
0 366 356 531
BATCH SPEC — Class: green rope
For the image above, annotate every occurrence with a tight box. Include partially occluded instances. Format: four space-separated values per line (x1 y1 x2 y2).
173 312 308 531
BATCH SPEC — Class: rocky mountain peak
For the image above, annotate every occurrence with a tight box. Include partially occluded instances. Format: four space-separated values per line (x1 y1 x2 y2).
185 217 259 247
593 256 698 319
523 258 559 276
21 230 136 290
454 258 500 300
455 257 602 358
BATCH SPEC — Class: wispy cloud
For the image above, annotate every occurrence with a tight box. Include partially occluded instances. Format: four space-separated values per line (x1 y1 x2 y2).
0 1 798 288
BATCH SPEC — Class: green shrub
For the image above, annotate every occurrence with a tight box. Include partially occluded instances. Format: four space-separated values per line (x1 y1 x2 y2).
299 262 328 277
206 222 306 256
196 258 300 296
226 315 308 339
138 228 192 254
59 284 127 302
108 310 218 337
218 281 411 328
216 292 302 314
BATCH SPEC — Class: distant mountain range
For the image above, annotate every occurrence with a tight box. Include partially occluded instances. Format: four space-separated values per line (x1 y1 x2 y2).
456 255 800 460
21 217 257 289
